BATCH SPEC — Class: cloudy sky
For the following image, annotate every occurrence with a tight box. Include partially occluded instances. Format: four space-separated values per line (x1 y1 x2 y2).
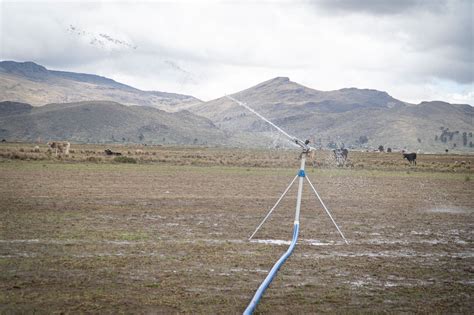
1 0 473 104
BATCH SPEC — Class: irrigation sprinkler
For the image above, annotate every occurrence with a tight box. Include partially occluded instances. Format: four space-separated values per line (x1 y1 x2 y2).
225 95 349 314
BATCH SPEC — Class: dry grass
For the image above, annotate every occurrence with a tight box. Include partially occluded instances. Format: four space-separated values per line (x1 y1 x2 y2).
0 142 473 172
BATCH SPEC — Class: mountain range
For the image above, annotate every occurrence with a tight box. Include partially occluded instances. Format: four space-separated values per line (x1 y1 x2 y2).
190 77 473 151
0 61 200 111
0 61 472 152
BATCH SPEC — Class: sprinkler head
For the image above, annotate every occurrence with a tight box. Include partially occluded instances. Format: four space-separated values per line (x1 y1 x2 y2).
294 138 311 153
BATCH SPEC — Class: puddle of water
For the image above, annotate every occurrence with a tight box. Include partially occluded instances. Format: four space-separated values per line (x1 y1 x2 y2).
347 275 455 289
250 239 290 246
0 239 40 243
304 250 474 259
0 252 37 258
410 230 432 236
230 267 268 274
3 236 470 247
105 240 146 245
250 239 342 246
427 207 471 214
363 238 451 245
305 239 335 246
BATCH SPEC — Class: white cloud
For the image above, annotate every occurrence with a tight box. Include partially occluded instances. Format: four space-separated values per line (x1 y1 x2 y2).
0 0 472 104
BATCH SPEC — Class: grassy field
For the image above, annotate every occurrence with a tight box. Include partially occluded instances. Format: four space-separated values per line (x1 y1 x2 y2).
0 143 473 313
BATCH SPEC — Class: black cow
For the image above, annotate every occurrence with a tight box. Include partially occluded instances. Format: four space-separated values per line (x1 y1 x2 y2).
105 149 122 156
333 148 349 166
403 152 417 165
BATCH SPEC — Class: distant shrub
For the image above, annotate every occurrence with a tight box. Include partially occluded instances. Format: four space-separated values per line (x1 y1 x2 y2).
114 156 137 164
86 156 102 163
7 152 38 160
358 135 368 144
11 152 23 159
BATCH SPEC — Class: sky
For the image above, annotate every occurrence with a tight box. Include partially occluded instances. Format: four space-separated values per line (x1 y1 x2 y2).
0 0 473 104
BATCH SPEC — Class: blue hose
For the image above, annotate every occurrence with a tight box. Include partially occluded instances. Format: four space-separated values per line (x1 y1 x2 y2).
243 223 300 315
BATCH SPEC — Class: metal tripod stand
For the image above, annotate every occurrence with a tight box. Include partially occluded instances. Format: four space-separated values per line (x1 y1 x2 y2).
244 141 348 315
248 148 349 243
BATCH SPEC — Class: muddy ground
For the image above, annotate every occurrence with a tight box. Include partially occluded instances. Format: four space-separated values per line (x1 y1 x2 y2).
0 145 473 313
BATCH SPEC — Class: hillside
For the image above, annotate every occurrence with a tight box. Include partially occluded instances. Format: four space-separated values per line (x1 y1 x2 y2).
189 77 474 152
1 63 472 152
0 101 227 145
0 61 201 111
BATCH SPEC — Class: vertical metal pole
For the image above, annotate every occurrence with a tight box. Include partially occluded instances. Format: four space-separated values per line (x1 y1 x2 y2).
294 154 306 225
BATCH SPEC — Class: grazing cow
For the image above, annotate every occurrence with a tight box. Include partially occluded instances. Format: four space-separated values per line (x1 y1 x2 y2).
47 141 70 156
403 152 417 165
104 149 122 156
333 148 349 166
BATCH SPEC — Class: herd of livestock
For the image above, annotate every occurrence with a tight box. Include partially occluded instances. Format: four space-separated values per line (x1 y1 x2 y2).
40 141 417 166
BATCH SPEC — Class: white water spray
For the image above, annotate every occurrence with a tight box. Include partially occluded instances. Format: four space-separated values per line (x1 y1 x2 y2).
226 95 301 147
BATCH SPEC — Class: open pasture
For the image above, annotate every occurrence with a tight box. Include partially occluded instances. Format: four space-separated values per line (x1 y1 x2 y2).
0 144 473 313
0 142 472 172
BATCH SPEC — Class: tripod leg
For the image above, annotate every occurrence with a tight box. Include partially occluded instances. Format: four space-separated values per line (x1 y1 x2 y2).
305 175 349 245
248 175 299 240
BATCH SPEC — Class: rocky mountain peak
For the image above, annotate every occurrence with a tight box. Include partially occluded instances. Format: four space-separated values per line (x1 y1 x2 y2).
252 77 291 90
0 61 48 76
270 76 290 83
